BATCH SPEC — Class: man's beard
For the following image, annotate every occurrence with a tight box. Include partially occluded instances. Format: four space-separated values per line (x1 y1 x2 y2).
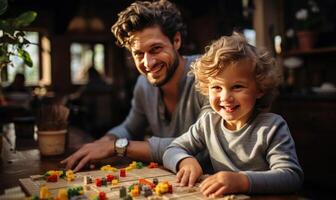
153 51 179 87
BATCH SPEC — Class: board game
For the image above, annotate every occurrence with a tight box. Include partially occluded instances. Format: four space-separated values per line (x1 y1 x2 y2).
19 162 250 200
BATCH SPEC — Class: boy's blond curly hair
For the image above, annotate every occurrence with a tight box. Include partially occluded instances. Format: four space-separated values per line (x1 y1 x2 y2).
191 32 283 112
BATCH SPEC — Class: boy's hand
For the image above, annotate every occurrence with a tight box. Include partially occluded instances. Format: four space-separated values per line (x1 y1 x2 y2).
199 171 249 198
176 157 203 187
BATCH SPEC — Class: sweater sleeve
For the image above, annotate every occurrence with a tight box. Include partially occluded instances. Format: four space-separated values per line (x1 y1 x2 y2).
163 116 207 172
245 118 304 194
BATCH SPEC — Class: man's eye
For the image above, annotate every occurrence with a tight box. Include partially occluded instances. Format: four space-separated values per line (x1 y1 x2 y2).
151 46 162 53
133 51 143 58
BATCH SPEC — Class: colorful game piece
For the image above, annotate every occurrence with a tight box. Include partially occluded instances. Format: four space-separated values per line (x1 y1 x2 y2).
119 186 127 198
46 173 58 182
101 177 107 186
112 179 119 185
136 162 144 169
139 178 155 189
66 170 75 181
39 185 51 199
98 191 106 200
143 186 153 197
100 165 118 172
153 178 159 186
148 162 158 168
106 174 114 182
56 188 68 200
95 178 102 187
120 168 126 177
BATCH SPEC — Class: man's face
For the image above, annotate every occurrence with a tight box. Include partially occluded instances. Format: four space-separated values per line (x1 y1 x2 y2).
129 26 180 87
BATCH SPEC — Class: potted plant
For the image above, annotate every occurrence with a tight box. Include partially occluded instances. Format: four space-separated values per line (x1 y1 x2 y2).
294 0 322 50
0 0 37 72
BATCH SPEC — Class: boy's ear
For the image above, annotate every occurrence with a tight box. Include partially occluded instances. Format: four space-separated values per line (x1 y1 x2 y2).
173 32 181 50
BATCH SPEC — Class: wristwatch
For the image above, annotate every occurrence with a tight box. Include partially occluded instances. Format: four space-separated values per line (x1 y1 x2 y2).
114 138 129 157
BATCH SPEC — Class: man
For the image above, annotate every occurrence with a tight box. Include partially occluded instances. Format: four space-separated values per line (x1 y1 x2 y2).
62 0 210 172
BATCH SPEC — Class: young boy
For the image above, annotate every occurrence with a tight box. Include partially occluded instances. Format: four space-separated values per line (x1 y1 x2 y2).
163 33 303 197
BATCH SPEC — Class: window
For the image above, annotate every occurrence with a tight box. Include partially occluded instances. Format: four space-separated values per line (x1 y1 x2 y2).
70 42 105 84
4 31 40 85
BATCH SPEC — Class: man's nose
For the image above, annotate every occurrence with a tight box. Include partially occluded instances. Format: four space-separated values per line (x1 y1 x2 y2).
143 53 156 70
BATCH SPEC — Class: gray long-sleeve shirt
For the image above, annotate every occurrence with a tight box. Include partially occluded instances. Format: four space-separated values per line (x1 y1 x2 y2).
163 111 304 194
107 55 211 163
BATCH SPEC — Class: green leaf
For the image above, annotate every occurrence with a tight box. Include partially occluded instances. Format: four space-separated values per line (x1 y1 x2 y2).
0 0 8 15
18 49 33 67
14 11 37 27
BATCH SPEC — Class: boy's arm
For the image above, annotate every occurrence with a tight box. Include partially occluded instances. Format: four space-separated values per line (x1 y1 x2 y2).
244 118 304 194
163 116 207 172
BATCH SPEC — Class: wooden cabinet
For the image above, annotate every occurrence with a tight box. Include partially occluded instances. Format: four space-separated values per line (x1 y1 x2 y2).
272 95 336 189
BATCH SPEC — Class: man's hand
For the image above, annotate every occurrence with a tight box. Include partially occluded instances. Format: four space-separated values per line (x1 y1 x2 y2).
61 135 116 172
176 157 203 187
199 171 250 198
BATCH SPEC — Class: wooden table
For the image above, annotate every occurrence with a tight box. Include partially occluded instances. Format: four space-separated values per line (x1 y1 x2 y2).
0 123 303 199
0 123 95 192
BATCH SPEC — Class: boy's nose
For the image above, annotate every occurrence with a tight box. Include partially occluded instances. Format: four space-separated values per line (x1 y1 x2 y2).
220 90 233 102
143 53 156 71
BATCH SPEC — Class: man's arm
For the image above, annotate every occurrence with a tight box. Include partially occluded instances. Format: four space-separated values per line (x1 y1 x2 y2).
61 135 152 171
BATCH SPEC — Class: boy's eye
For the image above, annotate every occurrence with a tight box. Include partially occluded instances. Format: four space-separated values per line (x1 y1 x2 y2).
232 85 243 90
211 85 222 91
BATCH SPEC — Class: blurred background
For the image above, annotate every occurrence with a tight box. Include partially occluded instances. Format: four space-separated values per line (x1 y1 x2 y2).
0 0 336 198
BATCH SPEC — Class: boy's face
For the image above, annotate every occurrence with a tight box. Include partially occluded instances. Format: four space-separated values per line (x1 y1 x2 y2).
208 59 263 130
129 26 181 87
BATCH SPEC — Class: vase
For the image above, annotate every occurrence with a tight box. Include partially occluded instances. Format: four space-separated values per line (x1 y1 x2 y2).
296 31 316 50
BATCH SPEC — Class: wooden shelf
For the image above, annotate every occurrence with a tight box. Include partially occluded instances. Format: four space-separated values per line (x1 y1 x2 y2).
281 46 336 57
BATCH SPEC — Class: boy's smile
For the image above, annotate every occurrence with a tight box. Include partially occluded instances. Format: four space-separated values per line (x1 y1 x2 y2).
208 59 263 130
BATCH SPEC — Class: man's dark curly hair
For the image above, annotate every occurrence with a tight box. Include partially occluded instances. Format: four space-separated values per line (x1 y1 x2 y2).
111 0 187 50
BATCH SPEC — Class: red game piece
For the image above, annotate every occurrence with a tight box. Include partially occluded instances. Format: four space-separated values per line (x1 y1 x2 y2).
120 168 126 177
95 178 102 187
168 183 173 193
46 174 58 182
99 191 106 200
148 162 158 168
106 174 114 182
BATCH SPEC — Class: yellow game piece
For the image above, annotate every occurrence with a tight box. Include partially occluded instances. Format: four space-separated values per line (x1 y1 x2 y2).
66 170 75 181
126 166 133 171
57 188 68 200
155 182 169 195
39 185 51 199
100 165 118 172
112 179 119 185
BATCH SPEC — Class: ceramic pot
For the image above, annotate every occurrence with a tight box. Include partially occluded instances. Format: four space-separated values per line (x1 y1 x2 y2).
296 31 316 50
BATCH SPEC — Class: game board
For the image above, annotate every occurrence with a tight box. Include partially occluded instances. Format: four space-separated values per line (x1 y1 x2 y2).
19 166 249 200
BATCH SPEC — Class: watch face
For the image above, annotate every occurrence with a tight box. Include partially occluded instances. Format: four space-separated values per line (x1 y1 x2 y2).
116 138 128 148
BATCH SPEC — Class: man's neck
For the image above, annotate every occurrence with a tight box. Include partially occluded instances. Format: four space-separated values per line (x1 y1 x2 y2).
160 56 185 96
160 55 186 116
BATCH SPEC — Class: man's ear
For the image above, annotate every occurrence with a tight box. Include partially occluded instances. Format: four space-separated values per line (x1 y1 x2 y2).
256 89 264 99
173 32 181 50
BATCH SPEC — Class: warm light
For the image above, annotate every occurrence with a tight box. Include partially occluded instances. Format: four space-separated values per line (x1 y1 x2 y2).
68 16 105 32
